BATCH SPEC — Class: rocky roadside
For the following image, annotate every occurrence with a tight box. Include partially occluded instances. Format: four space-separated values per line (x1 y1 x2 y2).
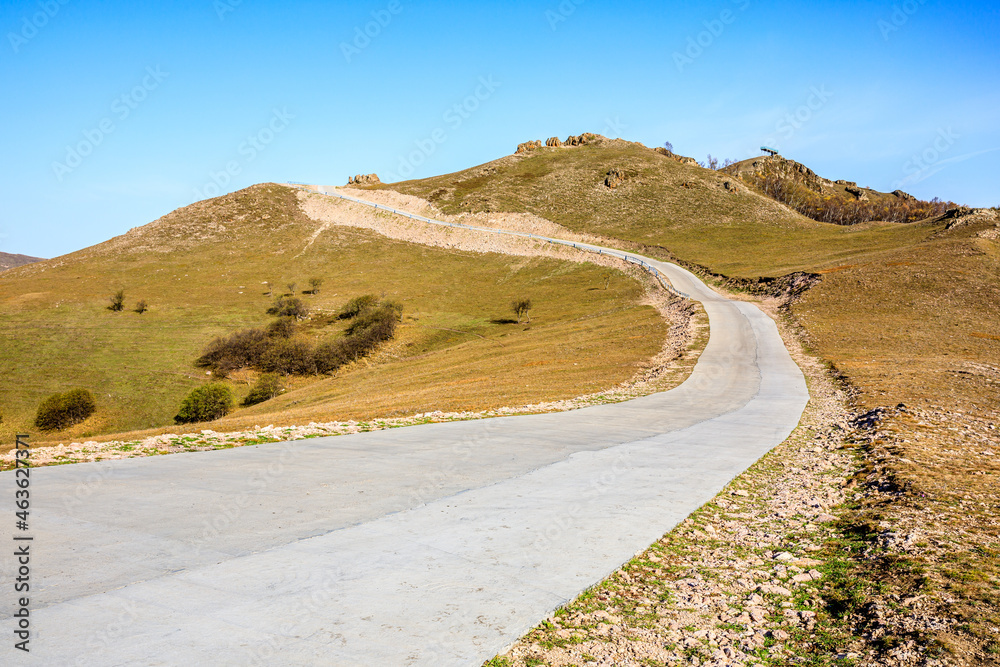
487 299 876 667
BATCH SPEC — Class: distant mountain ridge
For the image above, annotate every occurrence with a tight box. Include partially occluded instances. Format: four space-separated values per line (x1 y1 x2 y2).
0 252 43 272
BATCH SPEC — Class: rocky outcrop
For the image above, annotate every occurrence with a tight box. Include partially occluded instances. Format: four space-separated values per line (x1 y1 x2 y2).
545 137 563 147
845 185 869 201
723 180 739 194
604 168 626 189
564 134 595 146
516 140 542 154
724 156 826 193
347 173 381 186
892 189 916 201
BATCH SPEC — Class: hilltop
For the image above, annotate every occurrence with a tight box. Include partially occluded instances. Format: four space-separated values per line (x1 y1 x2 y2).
0 251 43 271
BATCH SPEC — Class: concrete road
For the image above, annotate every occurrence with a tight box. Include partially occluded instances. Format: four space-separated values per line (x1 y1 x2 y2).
0 195 808 665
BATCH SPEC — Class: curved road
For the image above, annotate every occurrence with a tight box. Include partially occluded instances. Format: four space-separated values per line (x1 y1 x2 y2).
1 190 808 666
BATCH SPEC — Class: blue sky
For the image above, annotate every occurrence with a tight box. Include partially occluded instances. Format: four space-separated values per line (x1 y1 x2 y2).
2 0 998 258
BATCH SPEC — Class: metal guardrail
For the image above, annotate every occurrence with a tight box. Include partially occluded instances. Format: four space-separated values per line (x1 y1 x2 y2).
286 184 692 299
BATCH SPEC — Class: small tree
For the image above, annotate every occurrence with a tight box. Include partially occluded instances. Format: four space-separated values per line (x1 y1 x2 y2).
663 141 673 152
286 282 297 296
705 154 720 170
108 290 125 312
603 272 613 290
308 277 324 294
175 384 233 424
242 373 283 407
512 298 532 324
264 281 274 297
134 300 148 314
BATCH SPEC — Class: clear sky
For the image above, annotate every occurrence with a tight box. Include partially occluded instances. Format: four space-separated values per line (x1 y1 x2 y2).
2 0 998 258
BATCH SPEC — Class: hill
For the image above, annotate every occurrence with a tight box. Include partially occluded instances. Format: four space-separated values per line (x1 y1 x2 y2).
376 136 1000 663
0 183 678 444
721 153 950 224
0 251 43 271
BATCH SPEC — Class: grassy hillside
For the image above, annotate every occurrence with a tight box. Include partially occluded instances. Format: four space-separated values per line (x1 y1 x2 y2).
385 139 999 414
384 139 1000 662
0 183 667 445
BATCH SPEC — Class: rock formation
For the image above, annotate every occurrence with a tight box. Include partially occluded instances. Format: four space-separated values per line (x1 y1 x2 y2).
515 140 543 154
347 173 381 186
545 137 563 147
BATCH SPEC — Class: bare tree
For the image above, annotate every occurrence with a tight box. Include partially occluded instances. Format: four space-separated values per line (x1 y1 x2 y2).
512 298 532 324
663 141 674 152
286 282 297 296
308 277 324 294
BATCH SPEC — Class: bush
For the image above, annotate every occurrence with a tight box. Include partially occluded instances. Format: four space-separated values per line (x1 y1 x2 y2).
196 328 270 375
34 388 97 431
242 373 283 407
108 290 125 312
308 277 324 294
317 302 401 373
174 384 233 424
267 296 309 319
338 294 379 319
260 338 316 375
266 317 296 339
134 300 148 314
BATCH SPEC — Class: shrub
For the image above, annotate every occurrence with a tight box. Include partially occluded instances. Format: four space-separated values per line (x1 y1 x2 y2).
196 328 270 375
317 302 401 373
174 384 233 424
266 317 296 339
108 290 125 312
338 294 379 319
267 296 309 319
314 339 351 373
260 338 317 375
308 277 324 294
134 300 148 314
242 373 283 407
34 388 97 431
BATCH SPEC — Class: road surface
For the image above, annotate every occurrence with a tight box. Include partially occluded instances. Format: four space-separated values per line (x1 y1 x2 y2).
0 190 808 665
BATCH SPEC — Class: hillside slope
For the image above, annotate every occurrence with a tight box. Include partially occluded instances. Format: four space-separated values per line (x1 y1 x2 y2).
0 183 672 443
381 137 1000 662
0 251 43 271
